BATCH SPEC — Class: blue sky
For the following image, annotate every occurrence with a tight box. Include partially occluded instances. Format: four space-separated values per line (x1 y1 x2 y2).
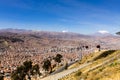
0 0 120 34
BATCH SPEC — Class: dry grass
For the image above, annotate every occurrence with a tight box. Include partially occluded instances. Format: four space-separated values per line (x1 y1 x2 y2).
60 50 120 80
68 51 104 69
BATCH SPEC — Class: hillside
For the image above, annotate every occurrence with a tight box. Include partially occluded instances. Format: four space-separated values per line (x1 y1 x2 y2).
116 32 120 35
60 50 120 80
1 29 120 80
0 29 98 78
0 28 92 40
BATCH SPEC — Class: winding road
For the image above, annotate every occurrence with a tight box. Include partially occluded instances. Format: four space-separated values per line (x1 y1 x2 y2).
39 52 120 80
39 62 92 80
50 60 77 75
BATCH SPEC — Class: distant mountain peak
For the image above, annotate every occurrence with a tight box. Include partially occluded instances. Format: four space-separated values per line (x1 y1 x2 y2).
62 30 68 33
98 30 110 34
92 30 113 37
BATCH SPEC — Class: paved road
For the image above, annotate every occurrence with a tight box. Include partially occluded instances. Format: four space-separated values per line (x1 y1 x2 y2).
39 62 92 80
50 60 77 75
39 53 120 80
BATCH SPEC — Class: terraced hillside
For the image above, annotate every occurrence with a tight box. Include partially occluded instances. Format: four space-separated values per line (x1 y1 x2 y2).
60 50 120 80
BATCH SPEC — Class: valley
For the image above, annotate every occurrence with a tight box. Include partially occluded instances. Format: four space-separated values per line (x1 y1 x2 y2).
0 29 120 80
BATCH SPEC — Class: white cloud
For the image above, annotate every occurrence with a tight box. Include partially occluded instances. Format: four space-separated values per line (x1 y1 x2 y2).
98 30 110 34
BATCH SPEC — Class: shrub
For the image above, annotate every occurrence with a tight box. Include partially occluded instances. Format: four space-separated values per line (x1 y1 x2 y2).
75 71 82 76
94 50 115 60
11 60 40 80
